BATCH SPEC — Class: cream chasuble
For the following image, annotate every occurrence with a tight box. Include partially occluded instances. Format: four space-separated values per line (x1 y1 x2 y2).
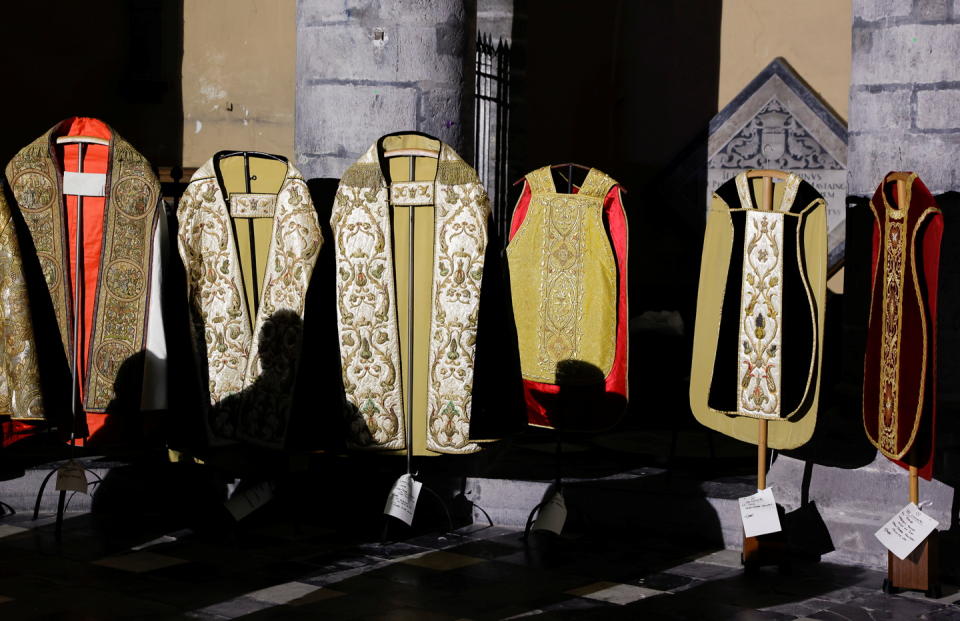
333 134 519 455
177 154 322 448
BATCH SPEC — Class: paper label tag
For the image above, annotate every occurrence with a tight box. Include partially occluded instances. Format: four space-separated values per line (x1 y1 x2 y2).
55 461 88 494
383 474 422 526
224 481 275 521
62 171 106 197
875 502 939 560
532 491 567 535
739 487 781 537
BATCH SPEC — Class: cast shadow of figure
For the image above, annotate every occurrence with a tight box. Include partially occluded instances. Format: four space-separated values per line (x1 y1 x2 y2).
284 177 345 452
206 309 305 457
521 360 725 577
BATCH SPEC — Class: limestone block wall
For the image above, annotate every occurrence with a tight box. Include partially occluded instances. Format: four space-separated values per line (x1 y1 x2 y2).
296 0 473 180
848 0 960 194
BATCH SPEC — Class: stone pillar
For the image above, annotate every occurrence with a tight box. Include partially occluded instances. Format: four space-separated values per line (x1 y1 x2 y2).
296 0 474 180
848 0 960 195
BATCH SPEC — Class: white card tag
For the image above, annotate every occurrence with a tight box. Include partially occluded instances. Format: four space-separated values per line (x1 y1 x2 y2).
224 481 275 521
532 491 567 535
739 487 781 537
383 474 422 526
62 172 106 197
55 460 88 494
875 503 939 560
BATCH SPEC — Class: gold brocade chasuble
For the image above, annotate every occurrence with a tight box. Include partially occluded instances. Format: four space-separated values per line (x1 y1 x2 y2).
177 156 322 448
689 171 827 449
507 166 618 384
0 183 44 429
5 121 161 416
332 135 492 455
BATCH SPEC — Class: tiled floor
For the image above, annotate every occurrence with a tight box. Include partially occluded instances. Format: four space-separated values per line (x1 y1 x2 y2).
1 507 959 620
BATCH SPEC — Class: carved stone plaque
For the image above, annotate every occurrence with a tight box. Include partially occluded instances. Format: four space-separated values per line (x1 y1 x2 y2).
667 58 848 271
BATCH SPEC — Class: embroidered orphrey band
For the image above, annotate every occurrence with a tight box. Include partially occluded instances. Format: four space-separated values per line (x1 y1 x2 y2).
879 212 907 453
737 211 784 418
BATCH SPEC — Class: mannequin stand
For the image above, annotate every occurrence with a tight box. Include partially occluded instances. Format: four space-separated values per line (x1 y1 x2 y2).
379 150 453 544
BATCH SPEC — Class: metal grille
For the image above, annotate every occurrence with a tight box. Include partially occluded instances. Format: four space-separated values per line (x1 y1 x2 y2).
474 33 512 245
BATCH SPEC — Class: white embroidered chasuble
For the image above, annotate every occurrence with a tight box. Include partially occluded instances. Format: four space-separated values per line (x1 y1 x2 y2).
332 136 491 455
177 156 322 447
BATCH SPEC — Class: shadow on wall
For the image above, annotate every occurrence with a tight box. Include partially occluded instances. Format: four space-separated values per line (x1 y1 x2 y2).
509 0 722 317
1 1 183 168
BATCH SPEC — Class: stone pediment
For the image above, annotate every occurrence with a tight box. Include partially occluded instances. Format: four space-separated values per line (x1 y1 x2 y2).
665 58 848 271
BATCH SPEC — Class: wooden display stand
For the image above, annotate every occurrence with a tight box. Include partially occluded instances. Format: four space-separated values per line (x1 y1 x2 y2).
881 463 941 597
736 171 788 572
876 176 940 598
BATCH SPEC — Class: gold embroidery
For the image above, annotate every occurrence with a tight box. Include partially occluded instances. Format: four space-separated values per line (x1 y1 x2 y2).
737 212 784 418
334 142 488 454
425 179 488 454
0 187 44 420
229 193 277 218
6 126 159 412
507 167 618 384
332 181 404 450
178 162 321 446
390 182 434 206
878 213 907 454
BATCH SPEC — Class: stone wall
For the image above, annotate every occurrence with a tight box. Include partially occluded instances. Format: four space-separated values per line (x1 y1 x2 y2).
296 0 473 180
848 0 960 194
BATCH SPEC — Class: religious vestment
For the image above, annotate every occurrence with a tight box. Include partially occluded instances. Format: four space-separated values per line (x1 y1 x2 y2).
332 132 523 455
690 171 827 449
506 166 628 430
5 118 166 445
177 153 322 448
0 183 44 447
863 172 943 479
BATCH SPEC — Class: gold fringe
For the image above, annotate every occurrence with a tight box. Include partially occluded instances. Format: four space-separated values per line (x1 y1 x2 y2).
437 161 480 185
340 163 384 188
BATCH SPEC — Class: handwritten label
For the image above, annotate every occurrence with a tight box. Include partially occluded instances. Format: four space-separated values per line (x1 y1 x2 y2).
55 461 88 494
384 474 422 526
875 503 939 560
62 172 106 197
532 491 567 535
739 487 781 538
224 481 275 521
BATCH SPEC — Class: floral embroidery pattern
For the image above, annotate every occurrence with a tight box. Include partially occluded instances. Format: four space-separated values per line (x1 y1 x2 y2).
332 182 405 450
0 190 44 420
333 145 488 454
178 163 321 447
737 211 784 418
878 214 906 454
426 180 488 453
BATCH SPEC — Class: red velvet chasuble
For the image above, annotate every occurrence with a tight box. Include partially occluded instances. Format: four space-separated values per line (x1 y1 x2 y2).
507 168 629 430
863 172 943 479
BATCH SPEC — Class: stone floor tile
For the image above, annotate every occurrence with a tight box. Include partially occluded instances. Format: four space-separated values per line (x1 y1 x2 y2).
401 550 486 570
566 580 667 605
91 551 188 573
